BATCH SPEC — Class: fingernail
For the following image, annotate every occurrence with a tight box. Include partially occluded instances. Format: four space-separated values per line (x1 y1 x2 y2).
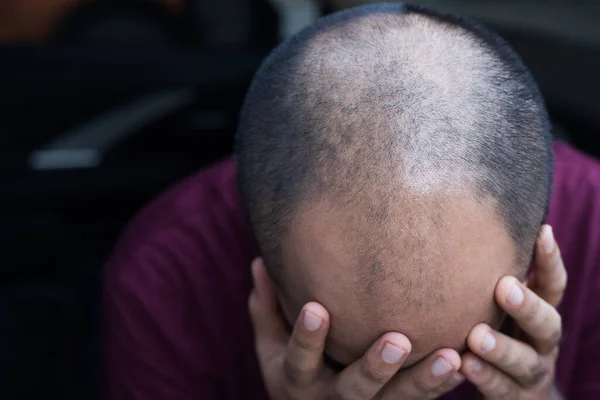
507 283 524 306
471 359 482 372
481 333 496 352
381 343 406 364
303 310 322 331
431 357 453 376
541 225 555 254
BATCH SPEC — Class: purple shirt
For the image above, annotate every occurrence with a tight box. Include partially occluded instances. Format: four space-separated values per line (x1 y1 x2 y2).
102 142 600 399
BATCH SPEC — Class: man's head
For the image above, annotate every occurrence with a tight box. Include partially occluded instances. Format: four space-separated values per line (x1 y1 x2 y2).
236 3 553 368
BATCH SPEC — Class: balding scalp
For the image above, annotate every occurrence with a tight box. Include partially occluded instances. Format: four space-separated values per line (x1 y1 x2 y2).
236 3 553 279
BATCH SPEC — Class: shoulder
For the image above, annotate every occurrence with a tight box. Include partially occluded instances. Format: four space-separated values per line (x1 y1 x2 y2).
105 157 258 293
554 141 600 171
549 142 600 253
550 144 600 395
548 142 600 302
101 159 263 398
114 157 245 246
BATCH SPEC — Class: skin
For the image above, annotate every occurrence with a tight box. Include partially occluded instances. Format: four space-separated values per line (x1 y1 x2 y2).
461 225 566 399
250 197 566 398
276 192 517 368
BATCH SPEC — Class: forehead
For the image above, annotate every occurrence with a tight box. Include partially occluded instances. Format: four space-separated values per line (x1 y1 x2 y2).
278 273 506 367
276 191 519 366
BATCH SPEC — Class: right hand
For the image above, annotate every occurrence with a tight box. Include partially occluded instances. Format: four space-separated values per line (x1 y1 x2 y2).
249 258 465 399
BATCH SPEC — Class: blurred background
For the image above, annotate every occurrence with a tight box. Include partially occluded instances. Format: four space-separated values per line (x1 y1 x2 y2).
0 0 598 398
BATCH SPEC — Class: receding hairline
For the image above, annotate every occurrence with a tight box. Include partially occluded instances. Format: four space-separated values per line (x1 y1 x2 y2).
236 2 553 286
291 6 507 193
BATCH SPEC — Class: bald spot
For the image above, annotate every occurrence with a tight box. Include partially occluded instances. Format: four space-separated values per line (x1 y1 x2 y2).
237 3 551 368
291 10 496 196
277 189 516 367
270 15 519 363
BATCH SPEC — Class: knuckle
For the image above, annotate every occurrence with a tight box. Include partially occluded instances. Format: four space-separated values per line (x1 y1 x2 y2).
547 281 567 306
523 358 549 388
329 379 365 400
545 328 562 348
258 344 281 371
430 379 460 399
488 375 512 400
360 359 391 385
411 373 435 394
555 274 567 294
291 333 322 353
283 358 314 387
485 371 502 391
554 312 563 335
497 388 513 400
293 324 323 347
495 344 519 369
523 295 541 322
539 311 562 349
328 383 352 400
248 293 260 316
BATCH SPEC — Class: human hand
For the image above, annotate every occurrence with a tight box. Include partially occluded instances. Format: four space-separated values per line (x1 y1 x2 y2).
249 258 465 400
461 225 567 399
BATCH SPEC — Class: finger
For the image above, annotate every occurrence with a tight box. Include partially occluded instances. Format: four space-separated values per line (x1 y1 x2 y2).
332 332 411 400
382 348 462 400
529 225 567 307
461 354 520 400
467 323 550 388
495 277 562 354
436 372 466 395
251 257 279 311
249 258 288 367
283 302 330 387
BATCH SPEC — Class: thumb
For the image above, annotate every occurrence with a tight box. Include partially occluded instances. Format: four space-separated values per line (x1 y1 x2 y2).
248 258 288 365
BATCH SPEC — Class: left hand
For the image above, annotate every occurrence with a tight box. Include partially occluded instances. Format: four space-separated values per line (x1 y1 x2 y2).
461 225 567 399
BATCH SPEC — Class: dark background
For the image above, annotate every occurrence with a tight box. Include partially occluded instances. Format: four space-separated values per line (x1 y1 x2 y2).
0 1 598 398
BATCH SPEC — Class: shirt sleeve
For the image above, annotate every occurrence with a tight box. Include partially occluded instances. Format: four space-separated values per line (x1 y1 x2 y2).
101 228 224 400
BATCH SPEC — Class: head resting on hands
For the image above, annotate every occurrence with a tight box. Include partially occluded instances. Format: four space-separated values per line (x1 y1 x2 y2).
236 3 553 368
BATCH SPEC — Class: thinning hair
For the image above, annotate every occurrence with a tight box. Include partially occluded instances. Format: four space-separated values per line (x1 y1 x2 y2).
236 3 553 279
